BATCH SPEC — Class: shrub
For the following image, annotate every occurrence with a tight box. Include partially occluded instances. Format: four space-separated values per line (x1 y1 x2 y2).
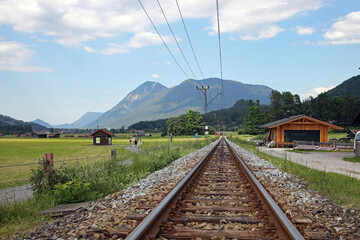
53 179 99 204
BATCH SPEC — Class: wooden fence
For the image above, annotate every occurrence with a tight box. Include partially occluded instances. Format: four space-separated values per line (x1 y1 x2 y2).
293 140 353 150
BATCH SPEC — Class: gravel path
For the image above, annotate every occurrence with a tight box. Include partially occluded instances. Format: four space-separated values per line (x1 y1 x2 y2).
257 146 360 180
11 139 360 239
0 184 33 205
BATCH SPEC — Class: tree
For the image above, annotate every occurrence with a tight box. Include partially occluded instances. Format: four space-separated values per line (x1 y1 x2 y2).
239 100 267 135
329 96 344 125
269 90 284 120
166 110 205 136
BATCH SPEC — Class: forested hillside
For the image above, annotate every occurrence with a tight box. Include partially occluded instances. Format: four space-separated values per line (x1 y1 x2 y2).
327 75 360 98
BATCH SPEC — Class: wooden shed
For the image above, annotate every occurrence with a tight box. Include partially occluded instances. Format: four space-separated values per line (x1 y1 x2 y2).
91 129 113 145
48 133 60 138
261 115 343 147
31 132 48 138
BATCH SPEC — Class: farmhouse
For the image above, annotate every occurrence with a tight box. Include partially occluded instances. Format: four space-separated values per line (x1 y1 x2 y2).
261 115 343 147
31 132 47 138
48 133 60 138
91 129 113 145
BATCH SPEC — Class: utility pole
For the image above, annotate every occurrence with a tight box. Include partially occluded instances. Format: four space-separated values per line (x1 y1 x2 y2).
196 86 222 135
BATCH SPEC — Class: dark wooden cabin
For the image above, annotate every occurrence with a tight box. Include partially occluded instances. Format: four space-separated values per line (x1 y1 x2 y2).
31 132 48 138
261 115 343 147
48 133 60 138
91 129 113 145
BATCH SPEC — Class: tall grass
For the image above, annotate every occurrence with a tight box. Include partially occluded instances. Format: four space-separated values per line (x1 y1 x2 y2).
229 137 360 210
0 138 214 238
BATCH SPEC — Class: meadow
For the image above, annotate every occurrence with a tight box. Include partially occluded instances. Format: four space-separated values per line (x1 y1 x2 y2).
0 134 209 189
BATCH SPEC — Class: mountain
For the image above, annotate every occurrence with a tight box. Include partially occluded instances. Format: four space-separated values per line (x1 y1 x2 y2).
327 75 360 98
0 114 47 130
86 78 273 128
54 112 103 129
31 119 53 128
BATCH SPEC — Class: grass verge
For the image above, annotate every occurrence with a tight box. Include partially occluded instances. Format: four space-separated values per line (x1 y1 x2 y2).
0 138 215 239
343 156 360 163
229 137 360 210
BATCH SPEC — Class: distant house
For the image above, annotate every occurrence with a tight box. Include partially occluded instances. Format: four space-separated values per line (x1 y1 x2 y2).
0 133 4 137
64 134 74 138
31 132 47 138
91 129 113 145
49 133 60 138
351 110 360 126
261 115 343 147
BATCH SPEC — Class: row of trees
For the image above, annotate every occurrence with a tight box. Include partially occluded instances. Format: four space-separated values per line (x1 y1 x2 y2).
269 90 360 126
166 110 213 136
0 125 33 135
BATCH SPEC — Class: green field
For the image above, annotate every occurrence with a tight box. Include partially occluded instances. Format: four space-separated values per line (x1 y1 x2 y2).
0 135 208 189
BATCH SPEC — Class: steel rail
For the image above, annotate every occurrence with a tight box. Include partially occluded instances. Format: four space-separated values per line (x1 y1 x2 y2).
125 139 221 240
225 139 304 240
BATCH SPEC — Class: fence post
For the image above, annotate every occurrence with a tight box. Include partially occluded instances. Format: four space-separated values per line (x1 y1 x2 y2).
170 133 173 147
111 149 116 160
44 153 54 185
356 142 360 157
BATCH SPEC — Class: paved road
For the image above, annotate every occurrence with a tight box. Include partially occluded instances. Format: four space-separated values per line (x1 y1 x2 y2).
0 184 33 205
257 147 360 180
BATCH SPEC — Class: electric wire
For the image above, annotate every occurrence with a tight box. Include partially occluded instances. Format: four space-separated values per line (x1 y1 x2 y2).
156 0 198 80
216 0 226 109
138 0 191 82
155 0 205 112
174 0 213 114
175 0 204 79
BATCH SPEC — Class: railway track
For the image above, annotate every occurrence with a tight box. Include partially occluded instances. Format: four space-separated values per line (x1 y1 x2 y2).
125 138 305 240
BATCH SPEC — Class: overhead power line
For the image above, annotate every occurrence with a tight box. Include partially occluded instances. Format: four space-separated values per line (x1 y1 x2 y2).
156 0 198 80
138 0 204 110
138 0 190 81
175 0 205 79
216 0 225 108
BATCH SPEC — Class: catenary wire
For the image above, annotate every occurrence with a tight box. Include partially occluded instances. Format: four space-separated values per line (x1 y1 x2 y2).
157 0 198 80
138 0 191 82
216 0 226 109
175 0 205 79
138 0 204 111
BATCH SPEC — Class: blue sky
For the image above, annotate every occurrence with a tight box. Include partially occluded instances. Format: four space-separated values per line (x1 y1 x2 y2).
0 0 359 124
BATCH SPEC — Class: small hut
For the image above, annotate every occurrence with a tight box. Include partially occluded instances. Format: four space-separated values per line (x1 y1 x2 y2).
261 115 343 147
91 129 113 145
31 132 47 138
48 133 60 138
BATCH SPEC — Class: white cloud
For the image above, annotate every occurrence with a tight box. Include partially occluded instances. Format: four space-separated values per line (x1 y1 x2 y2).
0 0 325 50
84 32 170 55
165 61 172 65
296 26 315 35
208 0 323 40
240 25 284 40
322 11 360 45
0 41 52 72
152 74 160 78
302 86 335 98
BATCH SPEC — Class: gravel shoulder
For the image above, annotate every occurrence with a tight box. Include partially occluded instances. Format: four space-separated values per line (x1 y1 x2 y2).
257 147 360 180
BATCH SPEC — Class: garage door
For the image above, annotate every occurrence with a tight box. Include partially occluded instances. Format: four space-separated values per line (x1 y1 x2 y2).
284 130 320 142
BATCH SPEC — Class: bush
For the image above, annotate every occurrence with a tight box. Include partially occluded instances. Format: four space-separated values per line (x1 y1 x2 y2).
53 179 99 204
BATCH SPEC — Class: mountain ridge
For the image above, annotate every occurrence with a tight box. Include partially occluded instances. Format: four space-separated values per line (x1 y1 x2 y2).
86 78 274 128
